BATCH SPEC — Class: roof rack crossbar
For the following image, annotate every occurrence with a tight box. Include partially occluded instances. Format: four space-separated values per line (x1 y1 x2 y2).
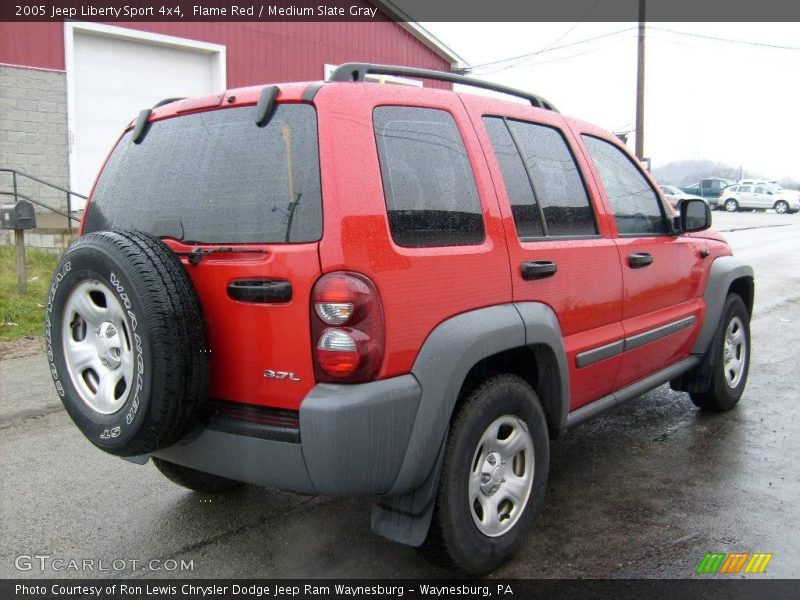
327 62 558 112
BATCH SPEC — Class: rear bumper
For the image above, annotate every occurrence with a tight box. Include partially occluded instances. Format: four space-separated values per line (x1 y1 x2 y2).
151 374 422 496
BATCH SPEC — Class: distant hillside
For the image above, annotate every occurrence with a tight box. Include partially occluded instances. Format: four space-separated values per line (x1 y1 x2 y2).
652 159 800 190
652 160 742 186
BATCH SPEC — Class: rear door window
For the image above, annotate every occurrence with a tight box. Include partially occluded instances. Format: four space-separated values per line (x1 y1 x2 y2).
482 117 543 237
483 116 597 238
84 104 322 244
373 106 484 247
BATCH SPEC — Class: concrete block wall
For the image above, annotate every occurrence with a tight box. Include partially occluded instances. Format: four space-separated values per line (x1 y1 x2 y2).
0 64 70 215
0 228 75 256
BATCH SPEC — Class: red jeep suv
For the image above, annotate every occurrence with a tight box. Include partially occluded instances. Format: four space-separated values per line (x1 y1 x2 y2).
46 64 754 574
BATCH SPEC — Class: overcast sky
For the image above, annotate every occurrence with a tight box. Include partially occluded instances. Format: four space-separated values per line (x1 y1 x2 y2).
422 22 800 180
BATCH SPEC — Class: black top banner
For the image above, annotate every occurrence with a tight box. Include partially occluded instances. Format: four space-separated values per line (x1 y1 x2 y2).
3 0 800 22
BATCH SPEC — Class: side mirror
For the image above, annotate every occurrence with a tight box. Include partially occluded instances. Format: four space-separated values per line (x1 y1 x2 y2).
679 198 711 233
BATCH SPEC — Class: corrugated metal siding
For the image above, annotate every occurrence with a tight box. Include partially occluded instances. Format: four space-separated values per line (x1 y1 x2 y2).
0 16 451 86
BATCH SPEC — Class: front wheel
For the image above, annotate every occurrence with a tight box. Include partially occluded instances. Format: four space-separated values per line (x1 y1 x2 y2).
691 294 750 411
425 374 549 575
724 199 739 212
774 200 789 214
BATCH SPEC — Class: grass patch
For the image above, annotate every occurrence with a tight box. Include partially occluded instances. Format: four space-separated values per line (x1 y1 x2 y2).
0 246 59 340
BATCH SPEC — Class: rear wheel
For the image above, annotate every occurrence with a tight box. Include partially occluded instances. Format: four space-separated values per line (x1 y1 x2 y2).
774 200 789 214
691 294 750 411
724 199 739 212
424 374 549 575
152 457 244 493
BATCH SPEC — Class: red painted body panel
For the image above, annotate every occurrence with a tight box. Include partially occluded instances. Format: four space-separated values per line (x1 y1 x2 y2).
459 94 624 408
567 120 709 389
0 18 451 86
162 239 321 410
314 84 512 378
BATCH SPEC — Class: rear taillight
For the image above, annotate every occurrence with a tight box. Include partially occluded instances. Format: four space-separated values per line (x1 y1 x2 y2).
311 272 384 383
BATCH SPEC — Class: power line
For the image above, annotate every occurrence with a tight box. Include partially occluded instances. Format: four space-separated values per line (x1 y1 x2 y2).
648 27 800 51
466 27 637 73
475 35 636 74
462 25 799 78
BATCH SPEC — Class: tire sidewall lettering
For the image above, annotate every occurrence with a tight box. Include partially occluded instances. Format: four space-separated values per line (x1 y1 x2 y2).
109 271 145 428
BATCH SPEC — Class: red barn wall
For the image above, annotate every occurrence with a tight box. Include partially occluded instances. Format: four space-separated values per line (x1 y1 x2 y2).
0 20 452 86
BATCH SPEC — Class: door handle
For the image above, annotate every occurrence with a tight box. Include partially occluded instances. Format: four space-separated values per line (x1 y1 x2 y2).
521 260 557 280
228 279 292 303
628 253 653 268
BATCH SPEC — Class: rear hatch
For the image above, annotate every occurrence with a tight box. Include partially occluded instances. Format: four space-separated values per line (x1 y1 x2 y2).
82 101 322 411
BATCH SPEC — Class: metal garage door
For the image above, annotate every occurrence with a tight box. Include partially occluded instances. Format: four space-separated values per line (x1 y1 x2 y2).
70 28 224 201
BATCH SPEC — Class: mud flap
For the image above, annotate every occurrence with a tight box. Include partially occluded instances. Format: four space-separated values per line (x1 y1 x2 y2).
370 432 446 547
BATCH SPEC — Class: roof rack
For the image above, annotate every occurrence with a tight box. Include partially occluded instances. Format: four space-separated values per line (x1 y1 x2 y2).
153 97 185 108
327 62 558 112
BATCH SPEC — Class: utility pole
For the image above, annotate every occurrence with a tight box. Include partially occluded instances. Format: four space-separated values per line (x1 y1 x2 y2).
635 0 646 160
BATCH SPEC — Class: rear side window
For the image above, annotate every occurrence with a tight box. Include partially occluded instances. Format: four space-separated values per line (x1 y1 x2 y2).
483 117 597 238
582 135 668 235
84 105 322 244
373 106 484 247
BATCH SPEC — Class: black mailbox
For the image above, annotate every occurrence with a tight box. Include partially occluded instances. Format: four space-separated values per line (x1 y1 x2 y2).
1 200 36 230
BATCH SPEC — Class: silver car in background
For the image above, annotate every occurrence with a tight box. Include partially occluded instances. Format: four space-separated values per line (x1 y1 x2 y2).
720 183 800 214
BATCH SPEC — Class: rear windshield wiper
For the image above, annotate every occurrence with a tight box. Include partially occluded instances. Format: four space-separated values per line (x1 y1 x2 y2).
176 247 268 265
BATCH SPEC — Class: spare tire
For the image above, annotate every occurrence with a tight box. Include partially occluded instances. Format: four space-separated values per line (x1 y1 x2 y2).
45 230 208 456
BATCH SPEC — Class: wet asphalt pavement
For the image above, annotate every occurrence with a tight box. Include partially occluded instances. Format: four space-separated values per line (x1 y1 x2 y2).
1 210 798 579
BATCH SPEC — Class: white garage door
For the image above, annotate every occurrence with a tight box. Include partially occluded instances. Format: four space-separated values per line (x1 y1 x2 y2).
70 27 225 201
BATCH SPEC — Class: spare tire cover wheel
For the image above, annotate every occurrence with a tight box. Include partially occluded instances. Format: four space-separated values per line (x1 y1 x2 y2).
45 230 208 456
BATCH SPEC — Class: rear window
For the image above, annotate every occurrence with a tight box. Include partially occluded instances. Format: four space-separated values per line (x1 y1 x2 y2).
84 104 322 244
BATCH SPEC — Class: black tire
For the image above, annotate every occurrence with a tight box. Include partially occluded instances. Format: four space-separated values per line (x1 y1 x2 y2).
45 230 208 456
152 457 243 493
424 374 549 575
724 199 738 212
691 294 750 412
774 200 789 215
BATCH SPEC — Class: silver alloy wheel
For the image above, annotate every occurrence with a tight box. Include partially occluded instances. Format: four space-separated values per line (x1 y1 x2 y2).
775 201 788 214
62 280 135 415
468 415 534 537
723 315 747 388
725 199 738 212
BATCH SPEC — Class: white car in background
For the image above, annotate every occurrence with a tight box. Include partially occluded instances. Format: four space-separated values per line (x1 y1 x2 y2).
720 183 800 214
659 185 704 208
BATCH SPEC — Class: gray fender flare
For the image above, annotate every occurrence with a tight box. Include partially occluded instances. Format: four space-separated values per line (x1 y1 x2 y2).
693 256 754 355
388 302 568 496
371 303 567 546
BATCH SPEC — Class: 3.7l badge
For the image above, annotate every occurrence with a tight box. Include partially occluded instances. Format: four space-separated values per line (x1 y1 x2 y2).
264 369 300 382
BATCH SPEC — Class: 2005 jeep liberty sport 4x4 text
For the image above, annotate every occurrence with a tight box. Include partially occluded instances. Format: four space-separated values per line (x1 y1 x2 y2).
46 64 754 575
